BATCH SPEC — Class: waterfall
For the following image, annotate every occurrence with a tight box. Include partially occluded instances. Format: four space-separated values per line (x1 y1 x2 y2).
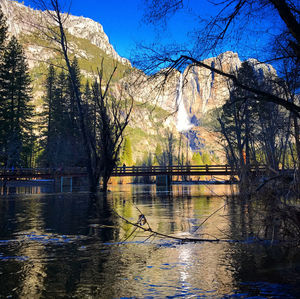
176 73 194 132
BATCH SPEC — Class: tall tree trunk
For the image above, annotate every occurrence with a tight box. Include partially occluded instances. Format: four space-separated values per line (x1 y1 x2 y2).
89 172 100 193
293 115 300 169
54 6 98 192
102 175 109 192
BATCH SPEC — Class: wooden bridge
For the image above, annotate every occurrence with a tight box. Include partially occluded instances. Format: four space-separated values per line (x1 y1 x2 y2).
0 165 269 180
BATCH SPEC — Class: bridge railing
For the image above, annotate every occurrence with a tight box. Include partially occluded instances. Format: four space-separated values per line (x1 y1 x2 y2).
113 165 236 174
112 164 273 175
0 164 277 179
0 167 87 178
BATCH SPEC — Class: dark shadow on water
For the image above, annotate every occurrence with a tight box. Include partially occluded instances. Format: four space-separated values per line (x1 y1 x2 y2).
87 193 117 242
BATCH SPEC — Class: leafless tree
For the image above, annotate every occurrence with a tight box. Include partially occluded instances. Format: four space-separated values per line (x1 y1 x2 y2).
30 0 133 192
143 0 300 60
91 62 133 191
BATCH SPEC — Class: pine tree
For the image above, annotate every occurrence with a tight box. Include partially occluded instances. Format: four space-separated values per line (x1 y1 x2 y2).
65 57 85 166
0 9 7 51
121 137 133 166
43 65 56 166
82 81 94 135
1 36 33 167
67 57 81 128
201 152 211 165
53 70 68 130
52 70 69 167
192 152 203 165
154 144 163 165
41 63 89 168
0 9 8 165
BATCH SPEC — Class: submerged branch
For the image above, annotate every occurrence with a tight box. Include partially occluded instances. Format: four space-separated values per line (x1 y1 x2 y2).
113 209 297 245
114 210 225 243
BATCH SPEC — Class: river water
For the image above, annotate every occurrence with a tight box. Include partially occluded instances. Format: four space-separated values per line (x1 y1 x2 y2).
0 184 299 298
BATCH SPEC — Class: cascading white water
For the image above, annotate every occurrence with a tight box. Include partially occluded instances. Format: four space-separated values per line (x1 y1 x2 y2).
176 73 194 132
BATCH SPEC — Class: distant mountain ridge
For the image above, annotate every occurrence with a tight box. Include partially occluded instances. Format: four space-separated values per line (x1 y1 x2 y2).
0 0 130 66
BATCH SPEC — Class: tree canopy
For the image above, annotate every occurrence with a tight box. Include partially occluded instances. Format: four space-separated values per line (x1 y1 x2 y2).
0 13 33 168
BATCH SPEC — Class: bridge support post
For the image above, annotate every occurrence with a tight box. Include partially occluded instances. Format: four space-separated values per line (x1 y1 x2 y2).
156 175 171 186
55 176 74 192
54 175 88 192
61 176 63 192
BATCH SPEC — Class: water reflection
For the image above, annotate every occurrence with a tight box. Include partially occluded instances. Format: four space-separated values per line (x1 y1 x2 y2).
1 184 54 195
0 184 299 298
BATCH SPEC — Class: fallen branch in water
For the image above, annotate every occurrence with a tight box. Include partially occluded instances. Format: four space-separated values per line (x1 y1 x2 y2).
115 210 300 245
114 210 239 243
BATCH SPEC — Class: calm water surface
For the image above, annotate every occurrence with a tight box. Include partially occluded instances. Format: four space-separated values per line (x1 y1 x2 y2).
0 184 299 298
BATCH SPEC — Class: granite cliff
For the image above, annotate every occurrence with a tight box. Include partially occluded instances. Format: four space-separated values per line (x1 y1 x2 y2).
0 0 129 66
0 0 279 162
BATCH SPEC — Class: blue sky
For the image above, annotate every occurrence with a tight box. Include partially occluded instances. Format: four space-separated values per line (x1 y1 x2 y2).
20 0 281 64
20 0 227 60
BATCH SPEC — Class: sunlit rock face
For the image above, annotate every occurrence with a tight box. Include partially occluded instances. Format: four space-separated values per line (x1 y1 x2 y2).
123 51 278 156
133 52 243 131
0 0 130 65
178 52 278 125
63 15 129 65
130 52 243 153
0 0 34 36
167 52 277 152
181 52 242 121
1 1 275 124
246 58 277 84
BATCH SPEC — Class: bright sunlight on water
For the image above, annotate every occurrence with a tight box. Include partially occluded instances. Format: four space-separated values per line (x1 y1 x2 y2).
0 184 299 298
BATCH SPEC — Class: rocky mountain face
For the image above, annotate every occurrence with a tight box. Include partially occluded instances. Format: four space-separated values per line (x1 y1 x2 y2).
182 52 242 119
0 0 130 66
1 0 278 162
149 51 277 126
131 51 276 154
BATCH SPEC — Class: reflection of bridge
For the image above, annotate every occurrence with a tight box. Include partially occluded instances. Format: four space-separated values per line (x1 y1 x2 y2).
0 165 270 180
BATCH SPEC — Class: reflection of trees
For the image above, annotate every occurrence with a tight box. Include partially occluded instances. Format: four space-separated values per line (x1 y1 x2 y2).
221 241 299 297
111 184 236 296
0 193 122 297
41 193 119 297
1 184 268 297
15 198 47 298
226 191 300 242
88 194 116 241
0 198 23 297
112 184 232 241
227 195 266 241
